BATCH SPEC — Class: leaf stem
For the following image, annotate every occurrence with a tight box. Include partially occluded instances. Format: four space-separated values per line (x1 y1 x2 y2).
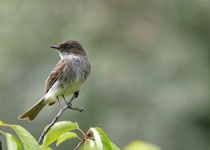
78 128 86 137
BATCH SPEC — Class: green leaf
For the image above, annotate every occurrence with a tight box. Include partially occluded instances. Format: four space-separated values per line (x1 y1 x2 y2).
0 120 7 126
79 127 117 150
0 121 52 150
0 121 4 126
43 121 79 146
4 133 22 150
110 141 120 150
11 124 40 150
0 120 40 150
40 145 53 150
124 140 161 150
79 139 96 150
90 128 103 149
56 132 78 146
94 127 112 150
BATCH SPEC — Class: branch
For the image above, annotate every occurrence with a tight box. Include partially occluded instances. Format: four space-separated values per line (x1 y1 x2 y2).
38 91 84 145
74 140 85 150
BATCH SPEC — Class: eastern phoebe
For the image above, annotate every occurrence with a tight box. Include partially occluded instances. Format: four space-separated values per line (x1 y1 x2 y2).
18 40 91 121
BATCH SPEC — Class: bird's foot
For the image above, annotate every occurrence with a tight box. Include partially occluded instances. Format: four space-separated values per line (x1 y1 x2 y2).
74 91 80 98
62 92 84 112
66 102 84 112
66 101 73 108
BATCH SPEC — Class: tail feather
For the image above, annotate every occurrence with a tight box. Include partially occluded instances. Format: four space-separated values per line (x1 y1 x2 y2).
18 97 47 121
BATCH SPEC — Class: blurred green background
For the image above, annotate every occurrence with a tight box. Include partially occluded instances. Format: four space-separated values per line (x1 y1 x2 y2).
0 0 210 149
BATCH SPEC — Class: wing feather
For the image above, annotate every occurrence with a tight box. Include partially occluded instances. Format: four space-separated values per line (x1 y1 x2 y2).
45 59 69 93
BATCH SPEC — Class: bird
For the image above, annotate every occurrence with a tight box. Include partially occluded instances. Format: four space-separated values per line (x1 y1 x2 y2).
18 40 91 121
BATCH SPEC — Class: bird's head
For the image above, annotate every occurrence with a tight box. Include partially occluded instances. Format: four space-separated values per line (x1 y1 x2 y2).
50 40 86 58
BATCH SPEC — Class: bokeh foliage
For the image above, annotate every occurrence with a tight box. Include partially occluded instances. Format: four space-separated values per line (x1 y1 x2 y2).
0 0 210 150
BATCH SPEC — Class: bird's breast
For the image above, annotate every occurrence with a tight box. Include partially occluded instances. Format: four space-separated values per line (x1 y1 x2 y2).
45 55 90 101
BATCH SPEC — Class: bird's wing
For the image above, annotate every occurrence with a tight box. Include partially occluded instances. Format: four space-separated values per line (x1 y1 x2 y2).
45 58 69 93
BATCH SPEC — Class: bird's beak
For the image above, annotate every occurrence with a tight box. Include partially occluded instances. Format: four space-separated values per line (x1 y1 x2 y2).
50 45 59 50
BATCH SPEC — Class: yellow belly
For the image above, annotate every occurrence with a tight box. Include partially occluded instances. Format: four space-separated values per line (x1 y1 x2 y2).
44 81 82 103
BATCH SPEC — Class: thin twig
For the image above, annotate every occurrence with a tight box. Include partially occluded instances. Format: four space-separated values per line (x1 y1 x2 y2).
78 128 86 137
38 92 84 145
74 128 89 150
74 140 85 150
38 104 68 145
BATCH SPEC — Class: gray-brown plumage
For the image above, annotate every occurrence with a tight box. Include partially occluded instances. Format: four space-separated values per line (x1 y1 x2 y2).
45 59 69 93
18 40 91 121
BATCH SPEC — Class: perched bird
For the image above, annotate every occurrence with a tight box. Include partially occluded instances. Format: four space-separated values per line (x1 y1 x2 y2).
18 40 91 121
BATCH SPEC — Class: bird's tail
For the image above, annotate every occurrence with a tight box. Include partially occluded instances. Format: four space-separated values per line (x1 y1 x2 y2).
18 97 47 121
